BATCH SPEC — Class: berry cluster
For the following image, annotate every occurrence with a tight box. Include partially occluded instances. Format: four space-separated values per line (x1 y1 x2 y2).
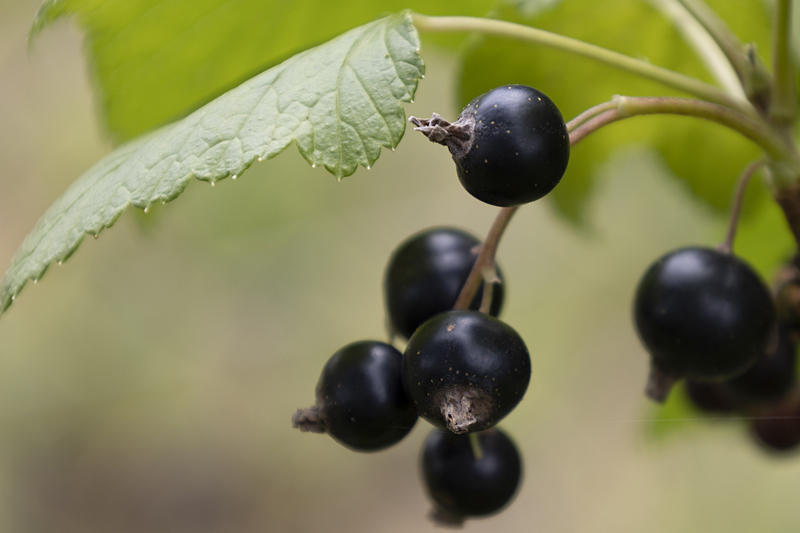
293 81 800 525
679 264 800 452
292 226 527 524
293 84 568 524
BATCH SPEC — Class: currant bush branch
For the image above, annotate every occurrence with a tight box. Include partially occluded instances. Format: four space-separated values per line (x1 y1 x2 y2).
650 0 745 100
770 0 797 124
567 96 793 164
410 13 756 117
675 0 755 85
455 92 800 310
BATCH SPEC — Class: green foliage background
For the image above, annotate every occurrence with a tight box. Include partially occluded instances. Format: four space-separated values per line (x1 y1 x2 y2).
1 0 800 531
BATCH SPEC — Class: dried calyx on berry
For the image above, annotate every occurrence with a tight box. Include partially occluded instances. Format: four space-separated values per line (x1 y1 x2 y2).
403 310 530 434
409 84 570 207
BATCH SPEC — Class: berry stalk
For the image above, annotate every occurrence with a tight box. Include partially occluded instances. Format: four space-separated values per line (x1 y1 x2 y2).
719 160 765 254
453 207 517 311
452 100 639 310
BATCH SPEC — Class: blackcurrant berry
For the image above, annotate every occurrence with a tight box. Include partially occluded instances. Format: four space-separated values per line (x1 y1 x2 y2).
685 380 740 414
634 247 776 402
727 323 796 405
775 269 800 334
292 341 418 451
421 427 522 525
384 227 505 339
410 85 570 207
403 310 531 434
750 399 800 453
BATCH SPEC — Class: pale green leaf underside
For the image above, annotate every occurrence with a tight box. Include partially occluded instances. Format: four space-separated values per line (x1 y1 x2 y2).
30 0 487 140
1 12 424 314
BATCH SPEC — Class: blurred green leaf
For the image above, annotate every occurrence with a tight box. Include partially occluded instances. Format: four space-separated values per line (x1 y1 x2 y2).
459 0 770 223
642 381 703 442
1 12 424 314
31 0 491 141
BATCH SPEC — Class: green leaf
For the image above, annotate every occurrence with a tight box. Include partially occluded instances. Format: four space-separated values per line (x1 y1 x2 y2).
1 12 424 315
459 0 771 223
30 0 490 141
641 381 704 443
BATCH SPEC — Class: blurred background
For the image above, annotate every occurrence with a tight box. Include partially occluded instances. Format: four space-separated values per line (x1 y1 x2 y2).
2 0 800 531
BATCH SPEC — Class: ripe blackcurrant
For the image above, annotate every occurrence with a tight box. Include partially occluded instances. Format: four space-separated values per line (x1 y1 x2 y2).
750 399 800 453
634 247 776 402
727 323 796 405
421 427 522 525
384 227 505 339
403 310 531 434
410 84 570 207
685 380 740 414
292 341 418 451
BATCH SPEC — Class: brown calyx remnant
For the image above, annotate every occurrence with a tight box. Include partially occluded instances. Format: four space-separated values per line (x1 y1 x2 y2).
428 505 464 528
408 113 475 160
291 405 327 434
645 362 679 403
434 384 494 434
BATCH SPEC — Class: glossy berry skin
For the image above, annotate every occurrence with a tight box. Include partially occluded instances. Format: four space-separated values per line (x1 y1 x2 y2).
422 428 522 522
634 247 775 391
454 85 570 207
727 323 796 404
296 341 418 451
403 310 531 434
384 227 505 339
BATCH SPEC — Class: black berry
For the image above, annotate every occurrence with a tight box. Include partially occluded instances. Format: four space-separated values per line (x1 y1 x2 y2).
384 227 505 339
403 310 531 434
727 323 796 405
410 85 570 207
685 380 740 414
634 247 776 402
750 399 800 453
292 341 418 451
422 427 522 525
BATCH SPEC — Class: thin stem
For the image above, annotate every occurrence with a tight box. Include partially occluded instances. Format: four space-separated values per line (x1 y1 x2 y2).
770 0 797 123
669 0 772 114
614 96 794 162
568 97 796 174
453 105 623 312
478 267 497 314
650 0 745 99
568 108 623 146
454 207 518 310
719 160 765 254
675 0 750 82
566 101 618 132
411 14 754 116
